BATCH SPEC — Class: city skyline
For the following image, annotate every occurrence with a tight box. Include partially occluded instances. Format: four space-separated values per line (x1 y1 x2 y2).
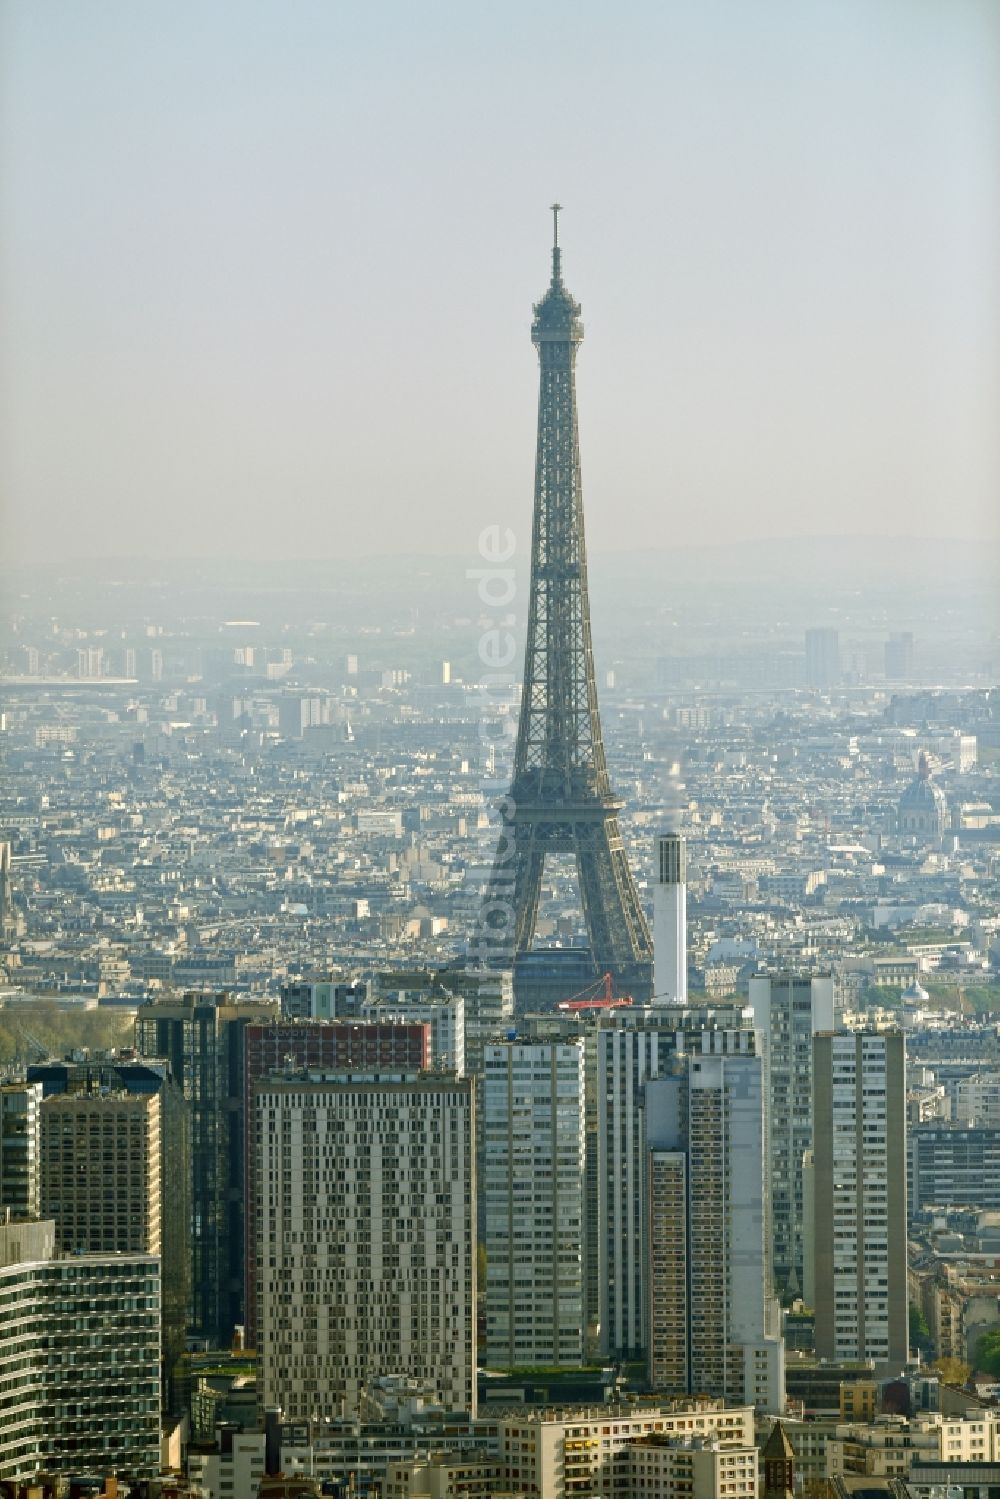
0 3 999 1488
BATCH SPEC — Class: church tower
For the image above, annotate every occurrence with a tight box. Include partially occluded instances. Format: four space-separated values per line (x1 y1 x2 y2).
762 1421 795 1499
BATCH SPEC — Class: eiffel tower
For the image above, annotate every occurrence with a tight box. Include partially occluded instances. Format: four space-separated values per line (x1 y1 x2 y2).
480 208 652 1008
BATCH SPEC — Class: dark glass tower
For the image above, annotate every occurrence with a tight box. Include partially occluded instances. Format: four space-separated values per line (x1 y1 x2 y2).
481 210 652 1007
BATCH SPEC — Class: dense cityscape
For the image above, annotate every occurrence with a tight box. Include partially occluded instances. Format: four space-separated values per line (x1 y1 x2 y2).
0 196 998 1499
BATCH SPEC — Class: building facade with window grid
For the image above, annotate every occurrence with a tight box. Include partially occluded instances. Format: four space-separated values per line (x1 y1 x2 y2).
255 1071 475 1419
0 1219 160 1480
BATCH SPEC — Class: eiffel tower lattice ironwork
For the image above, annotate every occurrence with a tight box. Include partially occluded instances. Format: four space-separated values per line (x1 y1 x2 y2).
480 208 653 1003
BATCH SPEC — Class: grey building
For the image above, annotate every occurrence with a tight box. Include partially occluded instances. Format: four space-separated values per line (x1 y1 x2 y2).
813 1030 907 1369
598 1005 753 1359
749 973 834 1296
483 1039 586 1367
0 1081 41 1217
135 990 278 1341
0 1219 161 1480
255 1071 476 1420
28 1055 190 1402
909 1124 1000 1215
805 628 840 690
645 1050 784 1412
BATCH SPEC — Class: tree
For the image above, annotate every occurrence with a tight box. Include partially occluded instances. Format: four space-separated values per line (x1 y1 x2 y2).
933 1356 971 1386
0 1001 133 1062
909 1301 932 1355
975 1330 1000 1379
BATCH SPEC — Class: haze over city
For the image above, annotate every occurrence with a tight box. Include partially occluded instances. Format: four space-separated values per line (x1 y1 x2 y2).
2 2 1000 1494
2 0 999 565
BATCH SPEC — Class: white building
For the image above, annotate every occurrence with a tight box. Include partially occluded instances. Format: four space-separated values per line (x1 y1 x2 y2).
491 1402 755 1499
356 809 404 836
816 1409 1000 1477
749 972 834 1296
374 992 466 1076
272 1400 754 1499
384 1454 512 1499
483 1039 586 1367
187 1430 267 1499
255 1071 476 1420
273 1402 488 1492
955 1073 1000 1127
653 833 687 1005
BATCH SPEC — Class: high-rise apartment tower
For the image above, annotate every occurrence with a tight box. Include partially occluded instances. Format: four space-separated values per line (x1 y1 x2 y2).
0 1219 161 1480
812 1030 907 1369
483 1039 587 1367
749 972 834 1295
645 1048 784 1411
136 991 279 1341
242 1018 430 1348
255 1071 476 1420
597 1006 755 1360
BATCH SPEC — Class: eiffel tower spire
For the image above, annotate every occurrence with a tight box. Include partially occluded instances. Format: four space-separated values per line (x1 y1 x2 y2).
480 211 652 1006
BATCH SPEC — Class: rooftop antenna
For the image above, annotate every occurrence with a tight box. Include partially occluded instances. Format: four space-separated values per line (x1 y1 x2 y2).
550 202 562 282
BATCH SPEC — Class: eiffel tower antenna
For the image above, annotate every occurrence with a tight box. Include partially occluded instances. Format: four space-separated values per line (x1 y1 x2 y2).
477 209 652 1007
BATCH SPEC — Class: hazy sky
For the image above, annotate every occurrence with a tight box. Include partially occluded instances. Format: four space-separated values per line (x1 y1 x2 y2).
1 0 998 564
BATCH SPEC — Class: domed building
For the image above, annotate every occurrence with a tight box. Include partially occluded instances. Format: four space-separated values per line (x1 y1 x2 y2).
898 752 948 839
901 977 930 1006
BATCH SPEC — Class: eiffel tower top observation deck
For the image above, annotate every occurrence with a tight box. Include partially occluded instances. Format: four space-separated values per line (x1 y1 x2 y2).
480 209 652 1007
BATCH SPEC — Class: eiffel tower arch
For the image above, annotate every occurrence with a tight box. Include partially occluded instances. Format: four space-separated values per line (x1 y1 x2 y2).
478 210 652 1009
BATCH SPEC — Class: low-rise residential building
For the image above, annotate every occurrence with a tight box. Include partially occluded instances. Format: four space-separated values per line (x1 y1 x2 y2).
384 1454 520 1499
186 1429 267 1499
628 1433 758 1499
488 1402 755 1499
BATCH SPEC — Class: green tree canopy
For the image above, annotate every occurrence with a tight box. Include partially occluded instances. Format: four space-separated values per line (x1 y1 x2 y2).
909 1301 932 1355
975 1330 1000 1379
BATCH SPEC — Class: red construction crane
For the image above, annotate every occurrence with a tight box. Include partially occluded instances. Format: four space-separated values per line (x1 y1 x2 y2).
557 972 633 1012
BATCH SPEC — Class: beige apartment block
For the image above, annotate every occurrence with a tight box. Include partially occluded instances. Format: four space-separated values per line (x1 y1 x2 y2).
384 1455 521 1499
40 1089 160 1255
489 1401 755 1499
629 1434 759 1499
256 1071 476 1420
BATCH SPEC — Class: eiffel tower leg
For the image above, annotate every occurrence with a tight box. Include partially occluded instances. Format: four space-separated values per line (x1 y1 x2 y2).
477 813 544 970
512 840 545 956
576 815 652 981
